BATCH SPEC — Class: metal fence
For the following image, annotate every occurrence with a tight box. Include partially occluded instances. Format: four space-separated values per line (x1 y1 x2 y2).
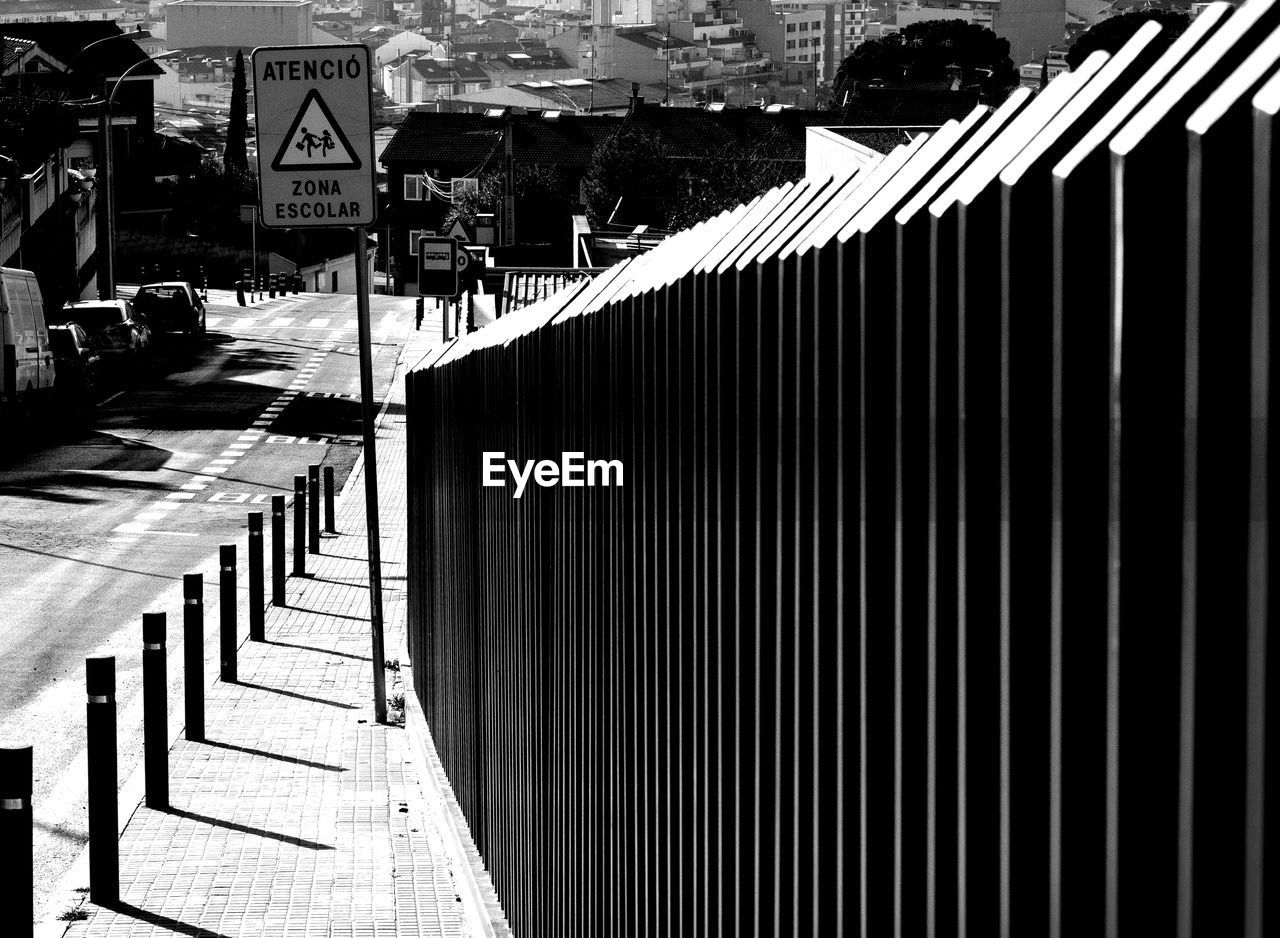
404 3 1276 935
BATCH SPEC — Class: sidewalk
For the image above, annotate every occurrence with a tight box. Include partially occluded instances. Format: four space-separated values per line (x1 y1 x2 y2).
50 324 505 938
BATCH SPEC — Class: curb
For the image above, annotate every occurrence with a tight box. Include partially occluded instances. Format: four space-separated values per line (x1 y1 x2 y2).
401 663 512 938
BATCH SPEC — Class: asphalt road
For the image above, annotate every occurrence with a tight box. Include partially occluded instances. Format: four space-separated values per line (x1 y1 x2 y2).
0 288 421 920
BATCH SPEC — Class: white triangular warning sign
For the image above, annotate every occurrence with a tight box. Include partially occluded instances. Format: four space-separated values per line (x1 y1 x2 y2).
272 88 362 172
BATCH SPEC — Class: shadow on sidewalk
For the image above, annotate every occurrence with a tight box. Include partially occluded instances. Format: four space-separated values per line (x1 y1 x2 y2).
281 604 373 623
267 638 369 663
235 679 357 709
200 737 348 772
166 808 334 851
101 899 233 938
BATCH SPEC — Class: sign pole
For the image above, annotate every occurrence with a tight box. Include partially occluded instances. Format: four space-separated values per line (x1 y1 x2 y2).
354 226 387 723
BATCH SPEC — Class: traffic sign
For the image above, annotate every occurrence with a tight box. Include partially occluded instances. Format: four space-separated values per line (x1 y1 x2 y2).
444 218 472 243
418 236 467 298
251 45 376 229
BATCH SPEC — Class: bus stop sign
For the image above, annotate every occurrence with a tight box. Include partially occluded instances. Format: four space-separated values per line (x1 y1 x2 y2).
251 45 376 229
418 236 471 298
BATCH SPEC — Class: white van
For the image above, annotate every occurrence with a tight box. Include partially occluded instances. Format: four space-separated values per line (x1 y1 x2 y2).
1 266 55 413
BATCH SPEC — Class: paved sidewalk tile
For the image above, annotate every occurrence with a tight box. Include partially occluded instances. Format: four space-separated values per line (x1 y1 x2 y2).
62 324 474 938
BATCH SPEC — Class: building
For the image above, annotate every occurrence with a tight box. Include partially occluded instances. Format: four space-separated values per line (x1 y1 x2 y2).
382 53 491 103
1 24 162 302
165 0 313 49
0 0 126 25
878 0 998 37
994 0 1066 65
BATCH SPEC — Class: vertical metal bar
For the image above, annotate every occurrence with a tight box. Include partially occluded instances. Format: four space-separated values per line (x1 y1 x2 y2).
324 465 336 533
0 746 33 938
183 573 204 742
248 511 264 641
354 226 388 724
293 475 306 577
86 655 118 906
308 464 320 554
271 494 286 604
220 544 237 683
142 612 167 810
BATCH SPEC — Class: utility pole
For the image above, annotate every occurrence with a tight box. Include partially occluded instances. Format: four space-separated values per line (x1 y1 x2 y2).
97 73 116 300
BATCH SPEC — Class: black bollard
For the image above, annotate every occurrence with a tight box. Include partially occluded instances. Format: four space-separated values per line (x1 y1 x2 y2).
86 656 118 906
219 544 237 682
269 273 276 299
415 296 423 331
308 464 320 554
236 279 247 307
292 272 299 295
248 512 265 640
271 495 286 605
323 465 336 533
142 612 168 810
183 573 204 742
293 475 306 576
0 745 33 936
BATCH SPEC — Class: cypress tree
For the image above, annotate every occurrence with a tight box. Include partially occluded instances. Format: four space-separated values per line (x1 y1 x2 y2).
224 49 249 173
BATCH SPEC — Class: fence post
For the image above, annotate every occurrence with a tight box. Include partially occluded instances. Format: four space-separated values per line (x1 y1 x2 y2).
271 494 286 604
248 511 265 641
0 745 33 936
293 475 306 577
219 544 237 683
183 573 204 742
142 612 167 810
86 656 118 906
323 465 336 533
308 464 320 554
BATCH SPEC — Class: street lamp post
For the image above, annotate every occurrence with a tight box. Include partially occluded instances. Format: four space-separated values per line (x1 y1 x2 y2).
99 50 179 300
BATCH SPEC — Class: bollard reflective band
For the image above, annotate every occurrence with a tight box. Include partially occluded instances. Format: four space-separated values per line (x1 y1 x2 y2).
185 598 201 605
143 642 163 651
221 565 234 572
273 512 284 517
87 694 113 704
249 531 262 537
1 797 27 810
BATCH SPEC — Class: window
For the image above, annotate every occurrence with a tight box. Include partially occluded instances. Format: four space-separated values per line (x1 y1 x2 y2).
786 39 796 48
800 21 809 30
403 175 422 200
409 229 426 254
785 22 795 31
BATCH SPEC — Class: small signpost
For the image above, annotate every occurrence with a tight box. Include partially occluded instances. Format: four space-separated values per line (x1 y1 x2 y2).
417 235 471 299
250 43 386 723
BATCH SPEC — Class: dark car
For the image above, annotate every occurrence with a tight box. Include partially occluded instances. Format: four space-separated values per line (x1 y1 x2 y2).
132 282 206 335
53 300 151 363
48 322 102 402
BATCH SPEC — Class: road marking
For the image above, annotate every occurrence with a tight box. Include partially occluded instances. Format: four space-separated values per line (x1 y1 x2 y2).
271 317 295 327
210 458 237 466
167 492 196 500
204 317 223 327
150 501 181 510
310 318 330 328
200 466 228 474
180 482 208 491
229 443 252 450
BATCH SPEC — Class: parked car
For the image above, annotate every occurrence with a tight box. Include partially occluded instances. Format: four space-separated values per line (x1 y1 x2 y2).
48 322 102 403
132 282 205 335
1 266 56 416
52 300 151 363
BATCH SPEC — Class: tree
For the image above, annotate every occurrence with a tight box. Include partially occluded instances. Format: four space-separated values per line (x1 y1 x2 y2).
1065 10 1190 70
582 124 804 232
582 126 678 230
834 20 1018 102
224 49 249 173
